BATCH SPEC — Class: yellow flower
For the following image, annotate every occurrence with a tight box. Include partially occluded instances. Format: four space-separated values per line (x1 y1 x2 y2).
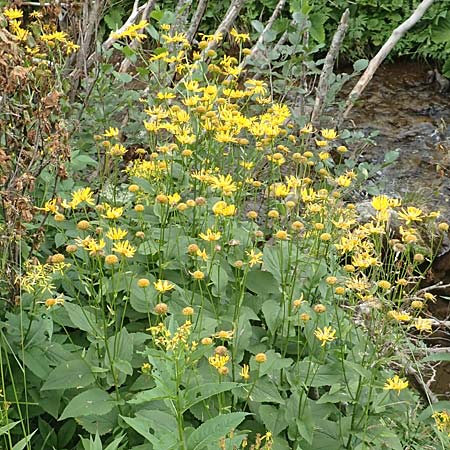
240 364 250 380
102 204 124 219
432 410 450 434
108 143 127 157
230 28 250 43
398 206 423 224
111 19 148 42
314 326 337 347
103 127 119 138
38 198 59 214
4 7 23 20
196 248 209 261
246 249 263 267
106 227 128 240
321 128 338 140
199 228 222 241
69 187 95 209
212 200 236 217
191 270 205 280
209 174 237 196
414 317 432 333
153 279 175 293
387 310 411 322
112 240 136 258
300 124 314 134
208 354 229 370
371 195 390 211
383 375 408 394
168 193 181 206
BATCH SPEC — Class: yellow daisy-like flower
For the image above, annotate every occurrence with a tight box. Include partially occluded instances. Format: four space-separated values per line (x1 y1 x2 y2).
103 127 119 138
208 354 229 369
102 205 124 220
387 310 411 322
153 279 175 293
240 364 250 380
209 174 237 196
246 249 263 267
199 228 222 241
383 374 408 395
106 227 128 240
321 128 338 140
4 7 23 20
112 240 136 258
212 200 236 217
69 187 95 209
398 206 423 224
414 317 433 333
314 326 337 347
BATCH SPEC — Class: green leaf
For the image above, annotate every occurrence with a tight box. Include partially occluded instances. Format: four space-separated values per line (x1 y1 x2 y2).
261 300 281 335
120 415 160 446
432 16 450 43
113 71 133 83
12 430 37 450
182 382 239 413
422 352 450 362
245 271 279 295
0 421 20 435
249 378 284 404
209 263 229 296
41 359 95 391
64 303 102 338
187 412 247 450
383 150 399 165
353 59 368 72
59 388 113 421
309 13 326 43
259 405 288 436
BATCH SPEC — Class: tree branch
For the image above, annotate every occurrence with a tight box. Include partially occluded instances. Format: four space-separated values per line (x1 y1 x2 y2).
341 0 435 121
310 9 349 127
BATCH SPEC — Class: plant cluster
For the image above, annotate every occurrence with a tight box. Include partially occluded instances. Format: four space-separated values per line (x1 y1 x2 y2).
1 5 450 450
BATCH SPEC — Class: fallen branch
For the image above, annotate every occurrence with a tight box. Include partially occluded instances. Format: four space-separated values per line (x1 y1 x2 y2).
341 0 435 121
310 9 349 127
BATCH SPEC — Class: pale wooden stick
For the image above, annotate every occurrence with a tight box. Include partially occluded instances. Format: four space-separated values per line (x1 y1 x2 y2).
342 0 435 120
310 9 349 127
187 0 209 44
202 0 246 54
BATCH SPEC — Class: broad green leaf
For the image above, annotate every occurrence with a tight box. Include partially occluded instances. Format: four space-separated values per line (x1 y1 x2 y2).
309 13 326 43
259 405 288 436
64 303 102 337
261 300 281 335
187 412 247 450
245 271 279 295
182 382 239 413
41 359 95 391
59 388 113 421
353 59 368 72
120 416 160 446
248 378 284 404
